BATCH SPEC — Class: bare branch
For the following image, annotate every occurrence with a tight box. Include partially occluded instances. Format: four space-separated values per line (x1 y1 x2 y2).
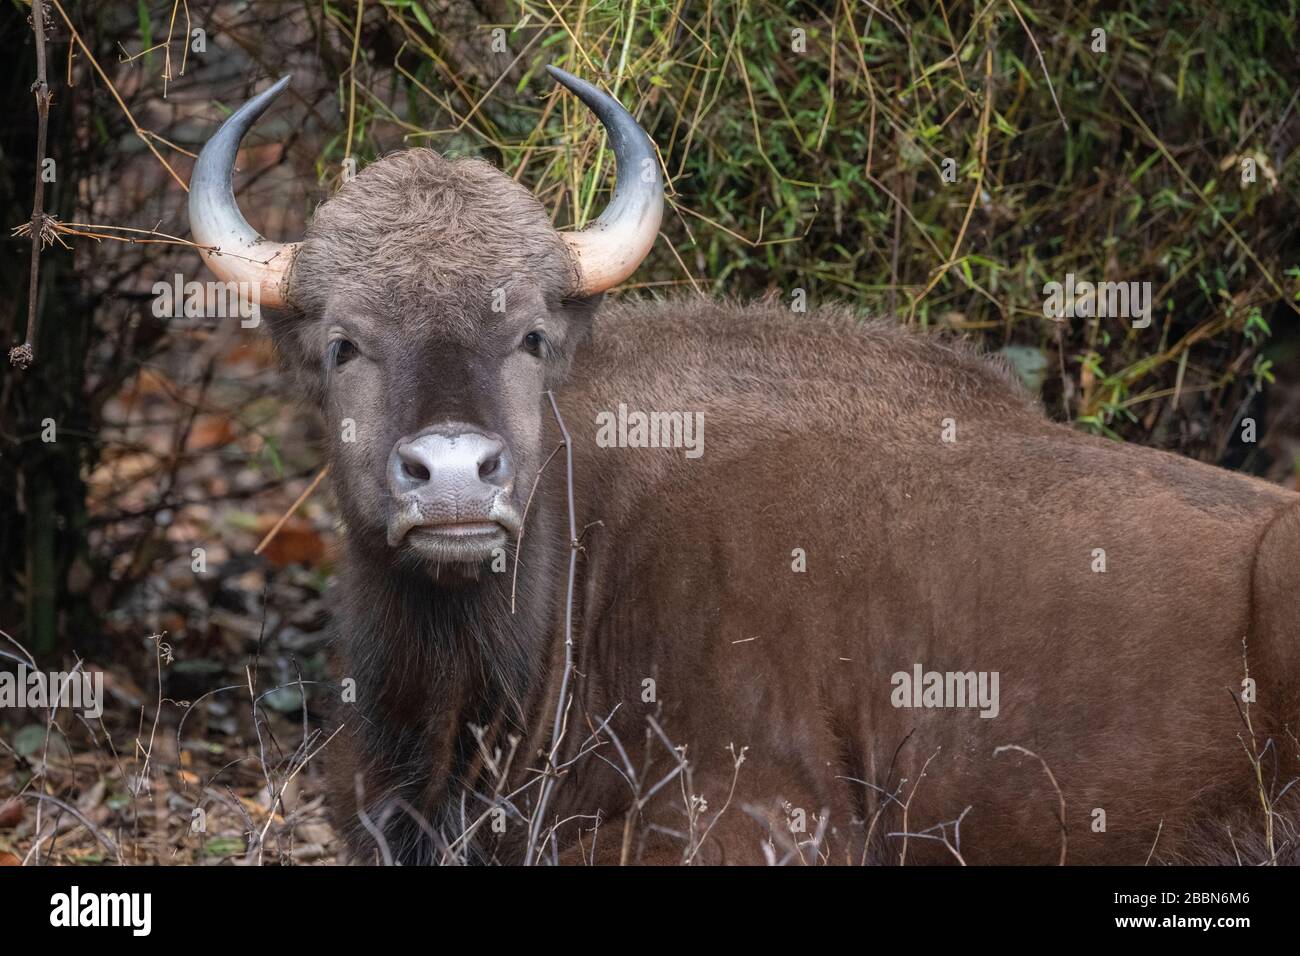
12 0 53 368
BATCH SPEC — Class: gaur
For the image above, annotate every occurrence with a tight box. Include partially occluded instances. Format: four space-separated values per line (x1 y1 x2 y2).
186 70 1300 865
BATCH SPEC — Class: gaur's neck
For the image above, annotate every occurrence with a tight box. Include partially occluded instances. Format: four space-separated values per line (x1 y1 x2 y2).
331 517 565 859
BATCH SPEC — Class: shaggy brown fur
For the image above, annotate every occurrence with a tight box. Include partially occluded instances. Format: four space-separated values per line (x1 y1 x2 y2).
265 148 1300 865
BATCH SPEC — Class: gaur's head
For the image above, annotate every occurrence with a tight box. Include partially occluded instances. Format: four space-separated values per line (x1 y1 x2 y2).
187 70 662 571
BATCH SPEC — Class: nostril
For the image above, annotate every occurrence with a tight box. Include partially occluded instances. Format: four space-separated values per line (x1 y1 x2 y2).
479 454 502 482
401 459 431 483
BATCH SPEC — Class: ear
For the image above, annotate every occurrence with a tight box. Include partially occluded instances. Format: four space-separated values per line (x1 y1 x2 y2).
261 304 327 404
543 293 603 388
559 292 603 346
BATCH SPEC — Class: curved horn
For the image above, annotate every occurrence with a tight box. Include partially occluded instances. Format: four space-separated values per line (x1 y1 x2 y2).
546 66 663 295
188 75 298 308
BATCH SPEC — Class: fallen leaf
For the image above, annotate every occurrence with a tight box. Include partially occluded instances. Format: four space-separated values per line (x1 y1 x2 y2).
0 799 22 829
256 517 326 568
186 415 239 452
77 779 106 814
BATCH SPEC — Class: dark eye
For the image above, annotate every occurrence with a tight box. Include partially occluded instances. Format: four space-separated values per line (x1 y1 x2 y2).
329 338 359 369
522 330 545 356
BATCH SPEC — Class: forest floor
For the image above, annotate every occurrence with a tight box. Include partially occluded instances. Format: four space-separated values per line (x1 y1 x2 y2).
2 335 343 866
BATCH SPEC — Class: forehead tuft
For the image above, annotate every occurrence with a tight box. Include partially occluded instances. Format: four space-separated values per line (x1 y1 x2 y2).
289 149 575 315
